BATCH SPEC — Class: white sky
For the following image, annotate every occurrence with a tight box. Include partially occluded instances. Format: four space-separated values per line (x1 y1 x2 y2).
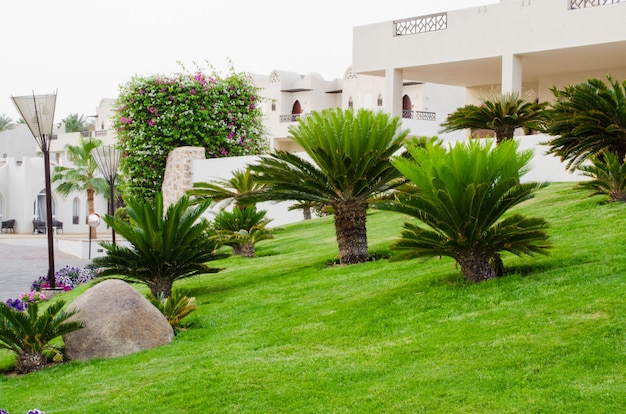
1 0 496 123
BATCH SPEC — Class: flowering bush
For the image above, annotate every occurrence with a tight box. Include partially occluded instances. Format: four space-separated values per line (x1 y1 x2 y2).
6 266 98 311
113 64 268 200
19 291 47 305
30 266 98 291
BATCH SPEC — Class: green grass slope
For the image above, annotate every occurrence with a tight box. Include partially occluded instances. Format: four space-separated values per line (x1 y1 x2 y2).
1 183 625 413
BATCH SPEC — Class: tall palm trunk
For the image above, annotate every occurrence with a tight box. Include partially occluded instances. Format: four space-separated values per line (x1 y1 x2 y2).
333 200 369 264
87 188 97 239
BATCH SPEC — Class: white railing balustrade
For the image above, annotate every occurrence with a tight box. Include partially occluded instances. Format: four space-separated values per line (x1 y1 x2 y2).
402 110 437 121
394 13 447 37
570 0 623 8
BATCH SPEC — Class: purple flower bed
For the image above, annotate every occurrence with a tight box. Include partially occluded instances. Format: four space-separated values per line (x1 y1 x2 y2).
5 266 99 311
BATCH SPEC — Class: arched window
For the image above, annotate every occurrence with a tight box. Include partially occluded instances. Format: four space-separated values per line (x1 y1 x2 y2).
292 100 302 115
402 95 413 119
72 197 80 224
271 100 277 112
33 189 55 222
348 97 354 109
377 94 383 107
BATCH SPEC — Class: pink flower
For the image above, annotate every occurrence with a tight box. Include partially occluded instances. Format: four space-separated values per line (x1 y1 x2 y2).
148 118 156 126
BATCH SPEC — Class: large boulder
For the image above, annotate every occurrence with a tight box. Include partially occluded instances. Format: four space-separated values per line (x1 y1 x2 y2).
63 279 174 361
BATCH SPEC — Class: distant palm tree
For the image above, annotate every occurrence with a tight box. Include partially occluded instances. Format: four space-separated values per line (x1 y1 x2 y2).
188 168 265 211
0 114 16 132
544 76 626 170
59 113 94 133
439 91 546 144
248 108 409 264
52 137 108 238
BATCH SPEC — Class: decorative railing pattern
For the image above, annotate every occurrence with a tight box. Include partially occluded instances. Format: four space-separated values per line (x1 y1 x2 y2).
279 113 311 123
394 13 447 37
402 110 437 121
570 0 623 8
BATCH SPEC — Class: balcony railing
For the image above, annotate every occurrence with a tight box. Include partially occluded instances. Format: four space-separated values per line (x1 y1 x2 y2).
570 0 623 8
279 113 311 123
394 13 447 37
402 110 437 121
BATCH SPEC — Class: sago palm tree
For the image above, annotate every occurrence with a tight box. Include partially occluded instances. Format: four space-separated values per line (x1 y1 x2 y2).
188 168 265 211
0 300 84 374
377 139 551 282
544 76 626 170
576 151 626 202
212 206 274 257
52 137 109 238
91 193 226 298
439 91 546 144
247 108 410 264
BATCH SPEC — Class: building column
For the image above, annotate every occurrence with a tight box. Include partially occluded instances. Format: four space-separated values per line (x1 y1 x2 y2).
501 54 522 94
385 68 403 117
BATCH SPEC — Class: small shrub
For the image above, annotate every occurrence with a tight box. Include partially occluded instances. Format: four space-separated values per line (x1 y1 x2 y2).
0 300 84 374
148 291 197 335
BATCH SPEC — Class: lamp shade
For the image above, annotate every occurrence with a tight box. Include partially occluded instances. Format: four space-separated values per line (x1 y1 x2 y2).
91 145 121 183
10 92 57 143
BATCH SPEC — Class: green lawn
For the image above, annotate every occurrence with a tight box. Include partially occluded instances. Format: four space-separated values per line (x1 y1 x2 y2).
1 182 625 413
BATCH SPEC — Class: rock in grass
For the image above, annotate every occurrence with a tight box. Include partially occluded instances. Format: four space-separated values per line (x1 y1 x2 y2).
63 279 174 361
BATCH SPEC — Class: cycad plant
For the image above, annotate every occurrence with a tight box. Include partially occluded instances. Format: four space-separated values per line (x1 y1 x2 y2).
576 151 626 202
213 206 274 257
247 108 409 264
147 290 197 335
188 168 265 211
0 300 84 374
544 76 626 170
92 193 226 298
377 139 551 282
439 91 546 144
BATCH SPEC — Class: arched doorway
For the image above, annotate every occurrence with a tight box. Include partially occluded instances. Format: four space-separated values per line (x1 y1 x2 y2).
402 95 413 119
291 100 302 122
33 189 55 222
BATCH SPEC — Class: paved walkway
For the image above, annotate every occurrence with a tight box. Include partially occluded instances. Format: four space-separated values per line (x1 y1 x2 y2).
0 234 94 302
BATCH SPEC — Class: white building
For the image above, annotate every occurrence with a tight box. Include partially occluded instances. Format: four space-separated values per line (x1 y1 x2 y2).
2 0 623 233
252 68 466 151
352 0 626 110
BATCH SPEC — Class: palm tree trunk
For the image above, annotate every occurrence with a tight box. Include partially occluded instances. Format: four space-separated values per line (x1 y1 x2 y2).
240 243 256 258
333 200 369 264
15 351 46 374
456 252 496 282
87 188 97 239
495 126 516 145
303 206 312 220
150 276 172 299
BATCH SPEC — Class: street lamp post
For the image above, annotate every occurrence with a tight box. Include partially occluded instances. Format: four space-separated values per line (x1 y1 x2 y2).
91 146 120 245
11 92 57 288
